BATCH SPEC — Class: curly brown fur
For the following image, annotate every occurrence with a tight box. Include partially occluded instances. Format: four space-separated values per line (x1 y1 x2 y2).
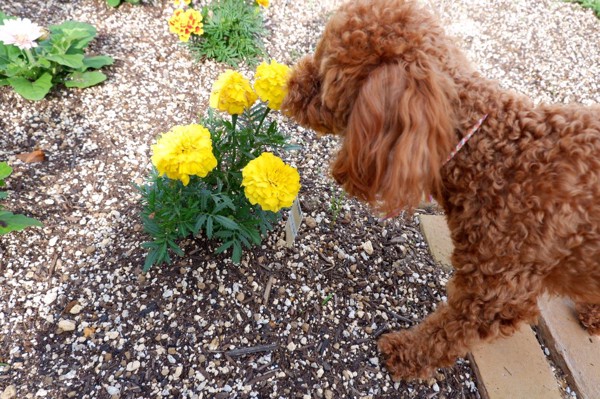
282 0 600 381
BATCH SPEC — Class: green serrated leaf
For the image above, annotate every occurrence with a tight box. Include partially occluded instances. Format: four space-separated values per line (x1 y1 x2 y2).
232 241 242 263
168 239 184 256
215 241 233 254
64 71 107 88
194 214 207 234
7 72 53 101
206 216 214 239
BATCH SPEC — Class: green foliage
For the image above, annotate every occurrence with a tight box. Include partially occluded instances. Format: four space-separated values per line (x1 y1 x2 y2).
0 14 114 100
186 0 266 67
328 185 346 225
568 0 600 17
0 162 43 235
139 104 300 271
106 0 141 7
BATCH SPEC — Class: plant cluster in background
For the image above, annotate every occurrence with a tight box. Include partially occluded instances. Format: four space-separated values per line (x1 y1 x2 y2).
0 162 42 235
568 0 600 17
0 13 113 100
168 0 268 66
106 0 141 7
139 60 300 270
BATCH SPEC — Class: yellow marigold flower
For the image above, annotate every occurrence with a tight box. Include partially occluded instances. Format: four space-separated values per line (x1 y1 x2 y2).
168 8 203 42
242 152 301 212
173 0 191 6
256 0 269 7
209 70 258 115
151 124 217 186
254 60 291 110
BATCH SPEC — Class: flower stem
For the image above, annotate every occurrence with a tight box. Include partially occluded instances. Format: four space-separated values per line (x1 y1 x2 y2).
231 114 238 168
24 49 37 66
256 107 270 134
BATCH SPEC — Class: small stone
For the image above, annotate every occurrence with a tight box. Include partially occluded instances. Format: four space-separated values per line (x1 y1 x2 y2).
362 240 374 255
1 385 16 399
173 366 183 379
105 386 120 396
161 366 169 376
305 216 317 228
69 304 83 315
126 360 140 372
287 342 297 351
236 292 245 302
209 337 219 351
324 390 334 399
85 245 96 255
58 319 76 332
43 291 57 305
106 331 119 340
167 347 177 355
83 327 95 338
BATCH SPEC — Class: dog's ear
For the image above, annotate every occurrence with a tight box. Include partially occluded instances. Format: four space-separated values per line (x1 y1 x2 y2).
282 55 334 134
331 61 457 213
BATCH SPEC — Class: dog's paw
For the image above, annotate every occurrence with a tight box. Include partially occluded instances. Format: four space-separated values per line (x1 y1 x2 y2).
377 331 434 381
577 303 600 335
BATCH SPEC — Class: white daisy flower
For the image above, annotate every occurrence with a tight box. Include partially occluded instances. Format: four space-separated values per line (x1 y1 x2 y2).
0 17 44 50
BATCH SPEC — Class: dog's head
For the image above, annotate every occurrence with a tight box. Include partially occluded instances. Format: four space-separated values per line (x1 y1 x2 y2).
283 0 466 213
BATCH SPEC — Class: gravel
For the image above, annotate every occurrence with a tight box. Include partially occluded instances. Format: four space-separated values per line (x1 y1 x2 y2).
1 0 598 398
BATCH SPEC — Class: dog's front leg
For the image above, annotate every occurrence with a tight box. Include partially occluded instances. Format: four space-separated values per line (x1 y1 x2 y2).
378 271 542 381
576 302 600 335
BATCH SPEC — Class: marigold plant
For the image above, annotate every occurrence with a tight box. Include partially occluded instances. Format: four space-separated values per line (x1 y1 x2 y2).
139 64 300 270
168 8 204 42
167 0 267 66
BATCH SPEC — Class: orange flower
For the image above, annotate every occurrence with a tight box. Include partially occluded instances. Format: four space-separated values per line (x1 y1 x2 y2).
168 8 204 42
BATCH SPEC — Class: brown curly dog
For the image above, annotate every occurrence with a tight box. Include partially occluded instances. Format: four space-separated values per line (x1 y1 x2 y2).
282 0 600 381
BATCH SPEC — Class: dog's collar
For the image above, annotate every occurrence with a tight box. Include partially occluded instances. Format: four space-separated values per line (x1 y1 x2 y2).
444 114 488 165
383 114 488 218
